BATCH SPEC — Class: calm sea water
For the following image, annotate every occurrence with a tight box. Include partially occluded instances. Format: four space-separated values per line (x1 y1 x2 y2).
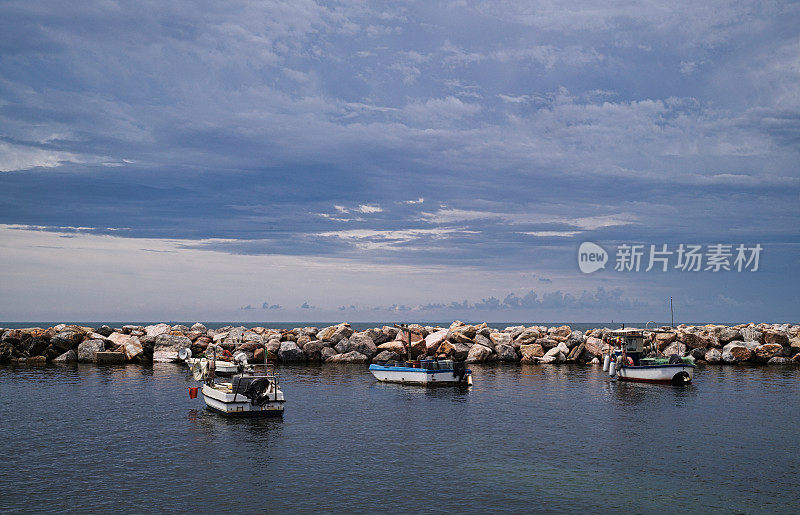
1 362 798 513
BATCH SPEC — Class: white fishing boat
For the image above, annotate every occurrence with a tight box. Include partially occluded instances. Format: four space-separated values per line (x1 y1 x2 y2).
369 359 472 385
185 356 238 375
188 351 285 417
603 328 695 385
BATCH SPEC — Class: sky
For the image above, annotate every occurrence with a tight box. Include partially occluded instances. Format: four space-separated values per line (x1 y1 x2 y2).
0 0 798 324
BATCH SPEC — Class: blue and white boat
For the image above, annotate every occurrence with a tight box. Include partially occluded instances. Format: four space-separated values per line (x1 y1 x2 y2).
369 359 473 386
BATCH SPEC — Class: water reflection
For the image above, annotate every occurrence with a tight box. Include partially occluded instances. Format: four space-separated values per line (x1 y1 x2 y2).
1 363 798 513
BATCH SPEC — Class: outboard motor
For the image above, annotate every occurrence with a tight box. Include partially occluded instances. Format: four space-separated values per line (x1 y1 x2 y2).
243 377 273 406
453 361 466 380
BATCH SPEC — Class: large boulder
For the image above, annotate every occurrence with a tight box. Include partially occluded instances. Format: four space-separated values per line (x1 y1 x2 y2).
767 357 794 365
740 327 762 343
425 329 448 355
451 343 471 361
372 350 401 363
662 342 687 357
762 330 789 346
705 348 722 363
348 332 378 359
718 327 741 344
190 323 207 333
544 346 566 363
495 344 517 362
583 337 607 359
520 344 544 363
318 323 353 343
504 326 526 340
320 347 338 362
327 351 368 363
447 323 476 344
565 331 585 349
152 334 191 362
118 335 143 361
145 323 172 338
678 331 712 349
51 330 83 351
302 340 325 362
95 325 114 337
278 341 306 363
513 328 540 346
377 341 407 356
53 349 77 363
535 338 558 350
26 336 50 357
473 333 494 350
465 344 492 363
549 325 571 338
754 344 784 363
655 332 677 350
77 340 105 363
722 342 752 363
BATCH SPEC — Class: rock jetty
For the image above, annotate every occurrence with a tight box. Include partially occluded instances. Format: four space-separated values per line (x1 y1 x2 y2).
1 321 799 367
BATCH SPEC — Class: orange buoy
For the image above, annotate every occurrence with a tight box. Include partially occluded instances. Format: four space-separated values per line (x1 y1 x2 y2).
188 387 198 399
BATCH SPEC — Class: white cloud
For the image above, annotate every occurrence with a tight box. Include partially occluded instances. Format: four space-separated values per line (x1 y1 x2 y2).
356 204 383 213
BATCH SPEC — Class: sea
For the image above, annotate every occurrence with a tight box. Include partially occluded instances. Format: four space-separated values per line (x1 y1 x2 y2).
1 322 798 513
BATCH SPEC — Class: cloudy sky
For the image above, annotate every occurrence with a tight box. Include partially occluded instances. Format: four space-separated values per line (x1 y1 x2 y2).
1 0 798 323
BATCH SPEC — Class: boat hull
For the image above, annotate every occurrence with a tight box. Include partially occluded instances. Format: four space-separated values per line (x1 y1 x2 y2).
617 364 695 384
201 383 284 416
368 365 471 385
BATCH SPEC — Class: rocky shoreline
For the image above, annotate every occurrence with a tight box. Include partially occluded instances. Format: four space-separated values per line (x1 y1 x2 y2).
1 321 799 367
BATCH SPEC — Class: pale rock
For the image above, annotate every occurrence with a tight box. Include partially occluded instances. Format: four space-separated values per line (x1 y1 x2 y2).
320 347 337 362
740 327 762 343
718 327 741 344
348 332 378 359
473 333 494 350
465 344 492 363
662 342 687 357
424 329 449 355
373 350 400 363
53 349 77 363
152 333 191 363
705 348 722 363
278 341 305 363
583 337 608 359
51 330 84 351
327 351 368 363
377 341 407 356
504 326 526 340
514 328 541 346
190 323 207 333
145 324 172 338
487 332 510 349
77 340 105 363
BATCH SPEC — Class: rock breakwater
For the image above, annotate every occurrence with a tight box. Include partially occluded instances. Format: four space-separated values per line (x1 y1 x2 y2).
1 321 799 367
